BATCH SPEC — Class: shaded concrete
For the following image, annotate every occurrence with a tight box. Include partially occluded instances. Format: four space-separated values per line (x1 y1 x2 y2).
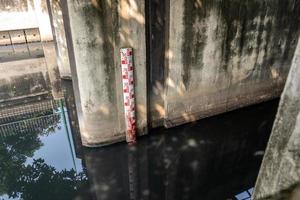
63 0 147 147
81 99 279 200
0 58 50 102
147 0 167 128
253 37 300 199
162 0 300 127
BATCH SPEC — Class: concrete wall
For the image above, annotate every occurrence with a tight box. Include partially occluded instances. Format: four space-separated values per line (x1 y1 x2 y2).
0 28 44 62
58 0 300 146
0 0 70 84
253 37 300 199
157 0 300 127
47 0 72 78
63 0 147 147
0 58 53 105
148 0 167 127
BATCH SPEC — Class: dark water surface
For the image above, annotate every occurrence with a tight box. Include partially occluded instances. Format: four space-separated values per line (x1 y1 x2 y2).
0 80 279 200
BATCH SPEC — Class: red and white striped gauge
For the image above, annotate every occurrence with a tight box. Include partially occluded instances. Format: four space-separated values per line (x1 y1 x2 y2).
120 47 136 144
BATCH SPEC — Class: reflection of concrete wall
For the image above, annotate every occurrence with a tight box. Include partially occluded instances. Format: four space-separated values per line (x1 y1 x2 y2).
253 38 300 199
82 103 276 199
61 80 82 158
159 0 300 127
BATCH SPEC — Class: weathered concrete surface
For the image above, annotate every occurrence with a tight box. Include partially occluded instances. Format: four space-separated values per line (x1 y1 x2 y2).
0 58 49 101
253 37 300 199
0 57 62 110
257 183 300 200
61 80 83 158
0 28 44 62
31 0 63 99
163 0 300 127
41 41 63 99
47 0 72 78
64 0 147 147
0 0 63 99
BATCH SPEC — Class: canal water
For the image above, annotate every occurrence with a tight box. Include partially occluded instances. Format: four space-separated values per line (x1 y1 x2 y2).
0 80 279 200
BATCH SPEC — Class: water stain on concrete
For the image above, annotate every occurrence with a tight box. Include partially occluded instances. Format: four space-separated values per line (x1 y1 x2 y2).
181 0 300 88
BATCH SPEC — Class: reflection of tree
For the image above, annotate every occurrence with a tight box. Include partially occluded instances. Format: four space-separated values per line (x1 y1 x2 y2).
0 120 47 198
14 159 87 200
0 114 87 200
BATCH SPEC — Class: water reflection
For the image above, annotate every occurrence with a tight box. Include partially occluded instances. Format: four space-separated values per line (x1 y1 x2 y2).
80 99 279 200
0 76 279 200
0 97 88 200
0 25 88 199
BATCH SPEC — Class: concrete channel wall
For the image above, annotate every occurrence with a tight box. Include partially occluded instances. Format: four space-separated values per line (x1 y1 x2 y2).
0 0 64 100
59 0 300 146
160 0 300 127
1 0 299 147
253 36 300 200
47 0 72 78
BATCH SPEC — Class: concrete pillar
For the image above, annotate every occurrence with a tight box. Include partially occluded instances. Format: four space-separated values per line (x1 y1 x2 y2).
47 0 72 79
253 37 300 199
42 42 63 99
163 0 300 128
33 0 63 99
63 0 147 147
